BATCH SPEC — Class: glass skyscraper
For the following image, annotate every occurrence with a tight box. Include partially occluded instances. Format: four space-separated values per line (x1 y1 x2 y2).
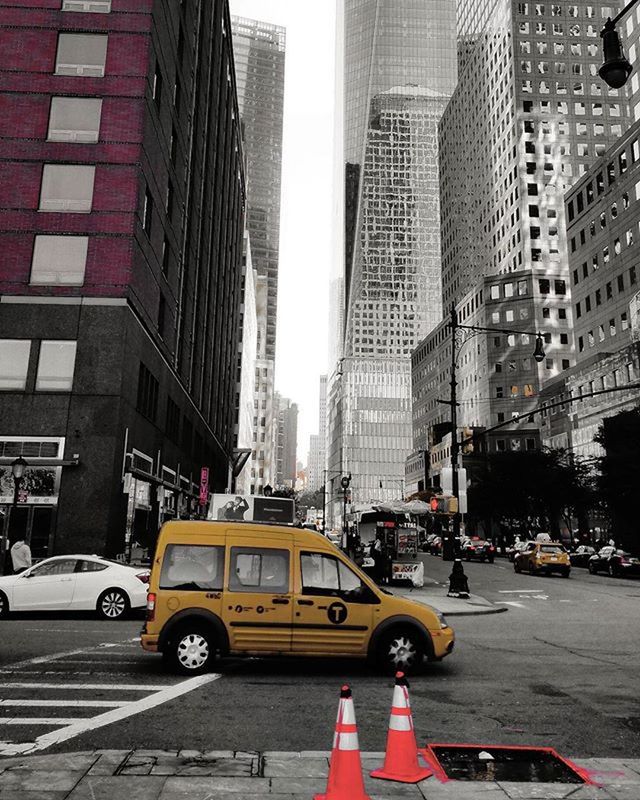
327 0 457 520
232 17 286 493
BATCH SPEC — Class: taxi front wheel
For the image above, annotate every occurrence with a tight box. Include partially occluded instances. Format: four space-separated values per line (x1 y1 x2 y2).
377 627 425 675
167 627 215 675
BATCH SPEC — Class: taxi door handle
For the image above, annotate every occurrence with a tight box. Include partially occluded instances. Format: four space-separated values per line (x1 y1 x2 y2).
297 599 314 606
272 598 289 605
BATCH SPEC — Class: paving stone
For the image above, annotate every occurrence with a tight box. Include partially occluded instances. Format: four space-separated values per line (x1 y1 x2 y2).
620 760 640 776
419 781 510 800
269 777 329 794
201 751 235 759
574 762 640 785
66 776 167 800
604 786 640 800
0 770 82 793
363 775 426 796
263 757 328 777
177 750 202 759
133 750 180 759
159 776 269 798
299 750 333 758
498 782 584 799
0 791 69 800
2 755 96 773
151 760 253 778
262 752 300 759
87 751 132 776
565 787 615 799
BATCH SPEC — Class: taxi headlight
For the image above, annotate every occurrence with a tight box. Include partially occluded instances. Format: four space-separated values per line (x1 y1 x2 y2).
435 610 449 629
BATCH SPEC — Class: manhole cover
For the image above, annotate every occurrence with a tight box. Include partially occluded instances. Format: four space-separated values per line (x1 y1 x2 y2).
422 745 588 783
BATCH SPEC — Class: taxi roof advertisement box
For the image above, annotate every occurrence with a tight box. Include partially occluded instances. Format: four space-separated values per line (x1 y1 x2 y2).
208 494 295 524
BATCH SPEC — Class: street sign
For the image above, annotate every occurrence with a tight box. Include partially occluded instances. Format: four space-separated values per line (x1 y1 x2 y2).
199 467 209 506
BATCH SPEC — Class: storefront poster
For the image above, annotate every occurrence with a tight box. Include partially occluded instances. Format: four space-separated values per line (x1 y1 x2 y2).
0 466 59 506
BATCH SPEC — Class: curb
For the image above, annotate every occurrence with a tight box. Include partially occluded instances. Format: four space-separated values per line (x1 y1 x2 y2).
445 604 508 616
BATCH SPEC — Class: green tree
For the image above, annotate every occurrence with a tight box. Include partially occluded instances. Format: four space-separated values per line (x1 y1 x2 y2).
594 405 640 552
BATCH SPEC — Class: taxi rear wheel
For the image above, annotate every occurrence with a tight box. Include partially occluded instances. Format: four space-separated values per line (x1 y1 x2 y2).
377 627 425 676
168 627 215 675
0 591 8 619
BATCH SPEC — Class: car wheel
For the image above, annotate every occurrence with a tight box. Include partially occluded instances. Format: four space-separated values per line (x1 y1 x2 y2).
0 591 8 619
465 554 471 561
377 627 425 676
562 570 570 578
488 557 494 564
528 562 536 576
588 562 596 575
608 564 618 578
168 627 216 675
514 561 520 573
97 588 130 620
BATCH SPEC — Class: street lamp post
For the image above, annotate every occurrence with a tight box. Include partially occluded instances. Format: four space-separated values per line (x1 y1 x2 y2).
598 0 639 87
11 457 28 510
440 304 545 560
340 474 351 550
321 469 349 535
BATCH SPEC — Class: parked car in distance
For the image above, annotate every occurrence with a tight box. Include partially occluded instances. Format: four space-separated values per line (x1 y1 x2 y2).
507 540 534 562
514 542 570 577
588 547 640 577
569 545 596 568
421 533 437 553
0 555 149 619
429 536 443 556
460 537 496 563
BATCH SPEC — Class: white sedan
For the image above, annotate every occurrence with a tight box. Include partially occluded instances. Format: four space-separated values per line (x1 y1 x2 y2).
0 555 149 620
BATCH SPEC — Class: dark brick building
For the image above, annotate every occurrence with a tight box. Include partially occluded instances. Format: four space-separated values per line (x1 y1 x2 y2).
0 0 246 561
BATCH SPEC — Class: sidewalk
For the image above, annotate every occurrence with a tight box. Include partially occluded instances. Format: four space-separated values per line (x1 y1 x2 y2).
392 579 506 616
0 749 637 799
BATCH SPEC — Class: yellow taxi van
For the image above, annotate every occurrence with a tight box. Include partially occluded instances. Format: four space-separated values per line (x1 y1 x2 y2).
141 520 454 675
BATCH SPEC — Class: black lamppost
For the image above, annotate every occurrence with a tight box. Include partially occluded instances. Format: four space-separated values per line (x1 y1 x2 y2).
340 473 351 549
11 457 28 509
598 1 639 88
440 304 545 560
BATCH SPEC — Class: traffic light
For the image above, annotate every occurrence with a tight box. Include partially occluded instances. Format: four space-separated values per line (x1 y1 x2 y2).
461 427 474 454
429 495 459 515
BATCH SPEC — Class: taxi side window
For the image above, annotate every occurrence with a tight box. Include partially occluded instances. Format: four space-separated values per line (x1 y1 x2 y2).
301 552 374 602
229 547 290 594
160 544 224 591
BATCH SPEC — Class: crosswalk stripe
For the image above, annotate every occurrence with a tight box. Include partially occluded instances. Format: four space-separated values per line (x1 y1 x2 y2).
0 682 168 691
0 699 128 708
0 718 79 726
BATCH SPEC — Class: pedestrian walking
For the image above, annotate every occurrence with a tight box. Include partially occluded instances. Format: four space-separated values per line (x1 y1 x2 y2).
10 538 32 574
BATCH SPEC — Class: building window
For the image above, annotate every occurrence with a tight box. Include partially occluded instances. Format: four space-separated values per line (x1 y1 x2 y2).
0 340 31 390
165 396 181 442
39 164 95 212
143 188 153 236
30 235 88 285
136 362 159 421
55 33 108 77
62 0 111 11
36 341 77 391
153 64 163 108
578 336 584 351
539 279 550 294
48 97 102 143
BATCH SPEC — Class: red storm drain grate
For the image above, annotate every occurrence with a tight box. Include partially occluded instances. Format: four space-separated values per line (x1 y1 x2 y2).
421 744 591 784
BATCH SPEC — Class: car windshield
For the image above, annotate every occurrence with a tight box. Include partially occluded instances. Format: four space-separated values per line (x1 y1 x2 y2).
540 545 565 554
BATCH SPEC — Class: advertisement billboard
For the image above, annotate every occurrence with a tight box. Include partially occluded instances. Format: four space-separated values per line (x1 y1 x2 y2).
208 494 295 525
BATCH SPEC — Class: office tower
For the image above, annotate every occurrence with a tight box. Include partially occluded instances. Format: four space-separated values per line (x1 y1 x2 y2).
307 375 328 490
274 395 298 489
326 0 457 521
232 17 285 495
412 0 633 480
0 1 245 559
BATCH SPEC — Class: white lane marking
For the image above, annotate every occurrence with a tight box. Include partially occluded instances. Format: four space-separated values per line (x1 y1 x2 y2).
0 718 79 726
495 601 526 608
532 595 549 600
0 638 137 671
498 589 540 593
0 673 221 756
0 682 167 691
0 700 128 708
559 599 572 603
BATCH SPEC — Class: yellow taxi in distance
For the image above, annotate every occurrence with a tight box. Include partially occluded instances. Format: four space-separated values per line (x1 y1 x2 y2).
141 521 454 675
514 541 571 578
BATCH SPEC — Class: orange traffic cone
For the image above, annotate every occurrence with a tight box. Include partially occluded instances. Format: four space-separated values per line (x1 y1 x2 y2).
314 685 372 800
371 671 432 783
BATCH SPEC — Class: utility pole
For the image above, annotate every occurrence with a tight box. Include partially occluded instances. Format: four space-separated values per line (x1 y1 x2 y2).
447 304 460 561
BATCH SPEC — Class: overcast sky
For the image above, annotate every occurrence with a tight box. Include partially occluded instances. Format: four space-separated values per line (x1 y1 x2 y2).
229 0 337 467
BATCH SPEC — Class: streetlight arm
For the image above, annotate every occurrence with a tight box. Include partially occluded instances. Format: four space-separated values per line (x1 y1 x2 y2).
610 0 640 27
459 382 640 448
456 322 542 338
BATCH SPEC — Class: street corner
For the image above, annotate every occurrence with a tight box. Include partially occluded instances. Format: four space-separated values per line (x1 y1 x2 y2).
393 586 508 616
